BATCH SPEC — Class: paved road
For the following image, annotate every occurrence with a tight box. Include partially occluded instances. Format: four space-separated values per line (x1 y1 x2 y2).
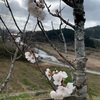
41 60 100 75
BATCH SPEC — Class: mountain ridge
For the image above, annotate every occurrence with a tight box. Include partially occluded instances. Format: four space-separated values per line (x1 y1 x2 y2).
0 25 100 48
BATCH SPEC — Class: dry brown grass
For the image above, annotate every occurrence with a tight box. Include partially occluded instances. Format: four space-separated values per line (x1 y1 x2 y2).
0 59 100 99
35 42 100 71
0 42 100 99
0 59 51 93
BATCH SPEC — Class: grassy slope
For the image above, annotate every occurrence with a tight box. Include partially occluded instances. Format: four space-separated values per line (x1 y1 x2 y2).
0 60 100 100
0 60 51 93
0 41 100 99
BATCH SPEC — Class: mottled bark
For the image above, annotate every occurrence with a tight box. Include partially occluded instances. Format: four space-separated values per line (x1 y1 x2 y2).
62 0 74 8
45 0 87 99
73 0 87 100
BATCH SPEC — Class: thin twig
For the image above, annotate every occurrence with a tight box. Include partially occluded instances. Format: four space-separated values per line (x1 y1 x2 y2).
44 0 75 29
23 13 30 33
59 0 67 54
35 63 56 91
51 21 64 43
22 13 30 52
0 48 19 93
37 20 76 70
22 23 38 52
5 0 23 34
0 16 24 55
31 50 56 91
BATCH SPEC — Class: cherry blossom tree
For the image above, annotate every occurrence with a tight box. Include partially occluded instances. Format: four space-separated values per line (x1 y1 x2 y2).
0 0 87 100
27 0 87 100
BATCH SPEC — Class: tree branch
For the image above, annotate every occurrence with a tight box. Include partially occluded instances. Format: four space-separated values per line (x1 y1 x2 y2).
0 48 18 93
5 0 23 34
44 0 75 29
0 16 24 55
37 20 76 70
23 13 30 32
28 49 56 91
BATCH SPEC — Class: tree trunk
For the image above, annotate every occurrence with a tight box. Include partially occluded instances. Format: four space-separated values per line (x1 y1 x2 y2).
73 0 87 100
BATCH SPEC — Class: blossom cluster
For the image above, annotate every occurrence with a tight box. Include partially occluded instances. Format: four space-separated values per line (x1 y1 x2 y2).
15 37 21 43
28 0 46 21
45 68 75 99
25 52 38 63
15 37 24 46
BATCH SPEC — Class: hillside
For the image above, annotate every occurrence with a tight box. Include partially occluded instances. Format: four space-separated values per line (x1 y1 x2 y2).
0 25 100 48
0 41 100 99
85 25 100 39
23 26 100 48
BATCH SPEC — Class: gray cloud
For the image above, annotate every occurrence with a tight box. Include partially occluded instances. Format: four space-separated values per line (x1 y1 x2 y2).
84 0 100 27
10 0 28 17
85 0 100 21
0 0 100 31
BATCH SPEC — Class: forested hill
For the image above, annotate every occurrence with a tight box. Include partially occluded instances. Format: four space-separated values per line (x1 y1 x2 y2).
23 25 100 48
26 25 100 41
0 26 100 48
85 25 100 39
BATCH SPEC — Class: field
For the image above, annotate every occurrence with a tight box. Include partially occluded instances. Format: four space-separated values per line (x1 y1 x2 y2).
0 41 100 100
35 42 100 72
0 59 100 100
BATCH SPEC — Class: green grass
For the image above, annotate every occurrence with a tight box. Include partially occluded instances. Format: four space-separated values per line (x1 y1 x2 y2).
22 78 31 86
88 74 100 97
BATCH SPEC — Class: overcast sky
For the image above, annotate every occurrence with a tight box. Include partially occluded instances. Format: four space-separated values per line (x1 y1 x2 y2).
0 0 100 31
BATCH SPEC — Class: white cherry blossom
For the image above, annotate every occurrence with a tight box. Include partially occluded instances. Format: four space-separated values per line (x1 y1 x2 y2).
57 86 69 97
35 53 39 58
66 82 75 94
28 0 46 20
50 84 75 99
52 71 68 86
59 71 68 79
20 42 24 45
25 52 38 63
53 73 63 86
30 58 36 63
49 70 75 99
45 68 51 80
50 90 63 100
15 37 21 43
37 2 45 9
28 2 36 9
37 9 46 21
25 52 31 59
